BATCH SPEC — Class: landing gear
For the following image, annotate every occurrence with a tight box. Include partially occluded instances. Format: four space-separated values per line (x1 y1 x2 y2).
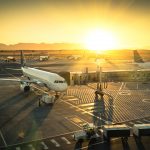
38 97 41 107
55 92 59 99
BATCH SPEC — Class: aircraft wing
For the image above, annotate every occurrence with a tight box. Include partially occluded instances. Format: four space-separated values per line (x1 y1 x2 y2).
5 68 22 71
0 78 40 84
0 77 48 93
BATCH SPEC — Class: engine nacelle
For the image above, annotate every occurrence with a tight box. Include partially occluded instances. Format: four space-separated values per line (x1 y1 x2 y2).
20 82 30 92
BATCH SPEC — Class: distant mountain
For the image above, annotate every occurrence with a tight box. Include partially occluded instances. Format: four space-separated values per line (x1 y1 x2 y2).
0 43 83 50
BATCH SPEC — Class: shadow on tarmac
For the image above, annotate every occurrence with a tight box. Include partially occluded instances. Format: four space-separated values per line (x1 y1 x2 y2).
0 92 31 128
92 89 114 127
87 140 131 150
0 91 53 145
74 139 83 150
121 138 131 150
134 136 146 150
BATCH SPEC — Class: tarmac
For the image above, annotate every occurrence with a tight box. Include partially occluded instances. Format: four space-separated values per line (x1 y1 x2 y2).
0 61 150 150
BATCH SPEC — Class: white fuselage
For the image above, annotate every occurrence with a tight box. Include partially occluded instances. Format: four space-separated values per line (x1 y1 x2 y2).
21 67 68 92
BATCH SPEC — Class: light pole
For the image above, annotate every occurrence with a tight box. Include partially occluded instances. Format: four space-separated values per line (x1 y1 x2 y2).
96 59 102 91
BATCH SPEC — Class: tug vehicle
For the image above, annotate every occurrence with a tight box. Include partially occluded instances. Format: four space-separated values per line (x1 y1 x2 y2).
38 94 55 106
39 55 49 61
73 123 99 141
40 94 55 104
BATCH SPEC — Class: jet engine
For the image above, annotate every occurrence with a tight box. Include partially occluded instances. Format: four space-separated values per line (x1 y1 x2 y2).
20 82 30 92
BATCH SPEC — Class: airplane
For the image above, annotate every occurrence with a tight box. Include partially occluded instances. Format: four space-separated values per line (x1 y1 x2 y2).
101 50 150 70
132 50 150 69
39 55 49 61
5 56 16 62
0 51 68 94
67 55 82 60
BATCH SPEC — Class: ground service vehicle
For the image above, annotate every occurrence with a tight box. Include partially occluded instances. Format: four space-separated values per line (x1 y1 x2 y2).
133 124 150 139
39 56 49 61
40 94 55 104
103 124 130 142
73 123 99 141
5 56 16 62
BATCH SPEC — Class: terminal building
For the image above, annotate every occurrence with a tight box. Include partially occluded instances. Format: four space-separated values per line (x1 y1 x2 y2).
59 69 150 86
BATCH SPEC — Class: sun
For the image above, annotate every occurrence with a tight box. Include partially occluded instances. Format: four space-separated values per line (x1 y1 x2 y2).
83 29 117 52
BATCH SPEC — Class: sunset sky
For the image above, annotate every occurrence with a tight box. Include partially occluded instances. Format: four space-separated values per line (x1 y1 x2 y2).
0 0 150 50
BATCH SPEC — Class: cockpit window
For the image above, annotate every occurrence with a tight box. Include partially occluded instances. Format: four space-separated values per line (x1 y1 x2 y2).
54 80 66 83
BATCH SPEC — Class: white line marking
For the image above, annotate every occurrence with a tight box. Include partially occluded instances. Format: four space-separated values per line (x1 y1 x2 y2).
0 130 7 147
66 98 79 101
135 121 143 124
50 139 60 147
121 82 126 89
61 137 71 144
136 83 138 89
28 144 35 150
4 130 79 148
142 99 150 103
79 103 94 107
63 83 124 124
81 111 88 114
62 100 107 122
82 106 94 110
113 82 124 99
41 141 48 150
65 117 82 128
119 91 131 95
75 109 81 112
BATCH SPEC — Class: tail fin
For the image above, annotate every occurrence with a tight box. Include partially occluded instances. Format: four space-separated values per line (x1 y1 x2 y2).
20 50 26 67
133 50 144 63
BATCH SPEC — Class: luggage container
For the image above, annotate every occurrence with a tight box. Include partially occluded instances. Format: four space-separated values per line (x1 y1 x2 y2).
102 124 130 142
133 124 150 138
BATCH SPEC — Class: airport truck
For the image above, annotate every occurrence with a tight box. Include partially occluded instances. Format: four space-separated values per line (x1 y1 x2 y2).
133 124 150 139
102 124 130 142
39 55 49 61
5 56 16 62
73 123 99 141
40 94 55 105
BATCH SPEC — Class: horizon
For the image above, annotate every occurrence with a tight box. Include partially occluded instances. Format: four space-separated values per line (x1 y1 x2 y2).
0 42 150 51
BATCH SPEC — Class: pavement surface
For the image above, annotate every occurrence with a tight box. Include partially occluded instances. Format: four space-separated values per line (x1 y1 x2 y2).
0 61 150 150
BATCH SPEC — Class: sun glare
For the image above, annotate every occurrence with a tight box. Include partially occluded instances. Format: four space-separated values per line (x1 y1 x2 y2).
83 29 118 52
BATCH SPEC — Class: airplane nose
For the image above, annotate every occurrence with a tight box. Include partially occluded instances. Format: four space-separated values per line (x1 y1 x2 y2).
61 83 68 91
